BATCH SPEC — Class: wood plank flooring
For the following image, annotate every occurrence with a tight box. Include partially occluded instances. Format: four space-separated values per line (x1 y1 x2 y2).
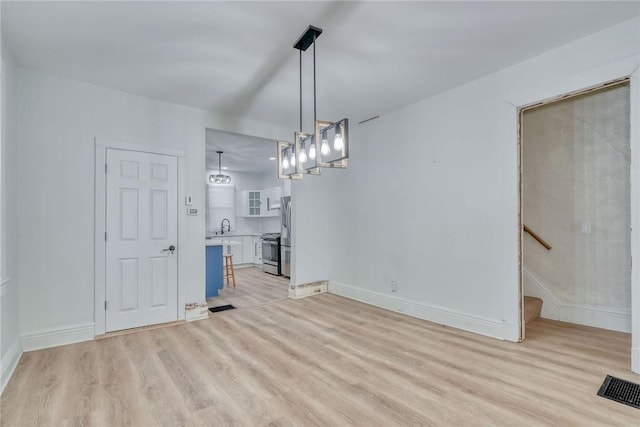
2 293 638 426
207 267 289 309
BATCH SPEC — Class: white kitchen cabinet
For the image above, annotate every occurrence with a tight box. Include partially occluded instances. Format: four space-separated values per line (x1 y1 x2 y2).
262 187 282 217
241 188 282 217
253 236 262 264
241 190 262 217
242 236 254 264
229 242 243 265
208 237 243 265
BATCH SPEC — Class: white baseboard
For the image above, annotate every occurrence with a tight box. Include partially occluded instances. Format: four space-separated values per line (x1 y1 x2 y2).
1 340 22 395
559 304 631 332
523 267 631 332
328 281 508 341
633 347 640 374
523 268 561 319
289 281 328 299
21 322 95 352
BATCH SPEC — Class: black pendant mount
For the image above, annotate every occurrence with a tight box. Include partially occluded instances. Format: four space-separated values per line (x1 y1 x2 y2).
293 25 323 51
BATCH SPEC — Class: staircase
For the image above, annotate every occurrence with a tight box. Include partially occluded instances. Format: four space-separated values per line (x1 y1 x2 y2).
524 296 543 324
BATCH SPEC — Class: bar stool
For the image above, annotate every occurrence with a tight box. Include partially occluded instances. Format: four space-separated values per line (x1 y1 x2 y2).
223 254 236 288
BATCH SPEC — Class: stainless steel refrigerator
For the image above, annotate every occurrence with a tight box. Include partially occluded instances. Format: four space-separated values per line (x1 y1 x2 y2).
280 196 291 278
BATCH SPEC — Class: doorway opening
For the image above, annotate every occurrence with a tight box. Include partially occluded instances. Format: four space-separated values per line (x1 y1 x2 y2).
519 79 631 343
204 128 291 310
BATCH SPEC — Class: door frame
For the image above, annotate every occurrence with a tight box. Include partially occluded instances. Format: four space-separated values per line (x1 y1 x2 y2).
94 138 185 336
515 74 639 373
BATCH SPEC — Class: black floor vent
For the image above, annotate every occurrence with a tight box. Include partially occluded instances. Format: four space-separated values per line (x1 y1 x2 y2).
597 375 640 409
208 304 236 313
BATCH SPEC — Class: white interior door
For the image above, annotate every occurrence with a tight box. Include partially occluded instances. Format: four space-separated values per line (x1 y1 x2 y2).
105 149 178 332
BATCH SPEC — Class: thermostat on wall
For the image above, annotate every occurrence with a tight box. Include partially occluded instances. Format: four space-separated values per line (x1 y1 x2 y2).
187 207 198 216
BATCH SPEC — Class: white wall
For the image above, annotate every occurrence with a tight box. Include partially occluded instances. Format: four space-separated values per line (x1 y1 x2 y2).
296 18 640 365
1 42 21 392
523 85 631 331
16 68 289 348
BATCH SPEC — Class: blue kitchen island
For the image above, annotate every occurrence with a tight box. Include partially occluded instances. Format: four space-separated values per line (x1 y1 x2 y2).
205 244 224 298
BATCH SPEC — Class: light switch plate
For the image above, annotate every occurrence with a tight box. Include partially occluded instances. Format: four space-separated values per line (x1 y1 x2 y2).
185 196 193 206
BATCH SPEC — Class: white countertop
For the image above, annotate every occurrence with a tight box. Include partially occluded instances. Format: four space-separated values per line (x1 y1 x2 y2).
206 233 261 238
206 239 243 247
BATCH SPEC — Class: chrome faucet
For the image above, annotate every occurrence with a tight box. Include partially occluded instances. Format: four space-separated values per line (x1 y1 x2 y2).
220 218 231 235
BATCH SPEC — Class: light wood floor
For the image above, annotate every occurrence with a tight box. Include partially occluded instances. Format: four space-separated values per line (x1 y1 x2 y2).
207 267 289 309
2 294 638 426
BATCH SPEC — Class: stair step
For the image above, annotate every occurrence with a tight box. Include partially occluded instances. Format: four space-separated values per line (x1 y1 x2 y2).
524 296 543 324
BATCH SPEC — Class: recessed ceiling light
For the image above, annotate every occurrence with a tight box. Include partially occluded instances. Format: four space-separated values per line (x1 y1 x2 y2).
269 157 276 160
222 167 228 170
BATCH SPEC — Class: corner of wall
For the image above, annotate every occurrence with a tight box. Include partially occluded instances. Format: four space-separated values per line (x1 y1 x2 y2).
0 338 22 395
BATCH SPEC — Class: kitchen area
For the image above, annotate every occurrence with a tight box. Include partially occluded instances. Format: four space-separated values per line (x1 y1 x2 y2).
204 128 291 306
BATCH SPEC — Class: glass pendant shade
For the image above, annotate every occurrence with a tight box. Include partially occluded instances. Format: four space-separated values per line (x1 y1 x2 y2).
210 151 231 184
277 141 303 179
315 118 349 168
333 131 344 151
320 130 330 156
294 132 321 175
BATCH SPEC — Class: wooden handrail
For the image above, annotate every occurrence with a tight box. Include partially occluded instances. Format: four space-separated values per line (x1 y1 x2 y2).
523 224 552 250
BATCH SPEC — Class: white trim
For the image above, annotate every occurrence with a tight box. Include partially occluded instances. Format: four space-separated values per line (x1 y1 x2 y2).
329 281 507 340
524 267 631 333
21 322 95 352
561 305 630 332
94 138 186 336
523 268 561 319
630 68 640 373
0 276 11 297
1 339 22 395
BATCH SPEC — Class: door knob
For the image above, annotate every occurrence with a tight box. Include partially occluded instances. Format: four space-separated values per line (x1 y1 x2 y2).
162 245 176 254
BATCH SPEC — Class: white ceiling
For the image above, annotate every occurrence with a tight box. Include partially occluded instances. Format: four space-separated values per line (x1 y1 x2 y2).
3 1 639 131
206 128 275 173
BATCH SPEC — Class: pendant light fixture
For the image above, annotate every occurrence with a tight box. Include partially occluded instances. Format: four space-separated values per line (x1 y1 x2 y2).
278 25 349 179
209 151 231 184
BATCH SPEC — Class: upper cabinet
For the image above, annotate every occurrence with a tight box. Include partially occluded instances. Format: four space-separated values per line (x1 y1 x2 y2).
262 187 282 217
245 190 262 216
241 187 282 217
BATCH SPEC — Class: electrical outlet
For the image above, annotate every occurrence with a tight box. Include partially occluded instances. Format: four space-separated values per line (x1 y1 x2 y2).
391 281 398 293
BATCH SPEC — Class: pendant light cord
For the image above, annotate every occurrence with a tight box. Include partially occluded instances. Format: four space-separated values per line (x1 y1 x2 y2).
299 50 302 132
313 34 317 128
